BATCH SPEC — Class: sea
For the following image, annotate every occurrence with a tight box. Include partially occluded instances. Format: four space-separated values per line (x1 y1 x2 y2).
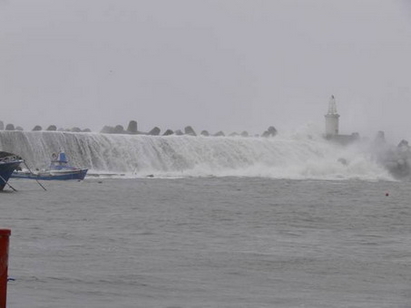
1 130 411 308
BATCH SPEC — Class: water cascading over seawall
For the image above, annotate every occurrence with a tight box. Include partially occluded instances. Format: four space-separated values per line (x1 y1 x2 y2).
0 131 392 180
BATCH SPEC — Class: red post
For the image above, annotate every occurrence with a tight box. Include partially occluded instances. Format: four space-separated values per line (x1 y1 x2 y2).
0 230 10 308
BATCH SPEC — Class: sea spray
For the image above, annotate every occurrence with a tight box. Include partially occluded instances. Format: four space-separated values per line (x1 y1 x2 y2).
0 130 393 180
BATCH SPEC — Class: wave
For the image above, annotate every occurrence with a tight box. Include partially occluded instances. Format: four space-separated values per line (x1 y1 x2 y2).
0 130 393 181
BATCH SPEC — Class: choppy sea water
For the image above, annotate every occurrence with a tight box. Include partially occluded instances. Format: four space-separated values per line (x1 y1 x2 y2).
1 177 411 308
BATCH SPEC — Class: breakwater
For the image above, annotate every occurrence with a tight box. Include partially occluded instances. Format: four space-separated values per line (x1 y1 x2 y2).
0 130 394 180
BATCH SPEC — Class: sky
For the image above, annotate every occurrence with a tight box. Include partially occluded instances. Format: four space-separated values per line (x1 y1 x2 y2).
1 0 411 142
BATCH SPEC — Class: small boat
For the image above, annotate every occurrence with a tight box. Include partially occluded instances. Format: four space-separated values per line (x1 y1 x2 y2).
12 152 88 181
0 152 23 190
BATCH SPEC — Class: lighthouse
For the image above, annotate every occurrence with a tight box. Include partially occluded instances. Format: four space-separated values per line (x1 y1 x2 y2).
324 95 339 137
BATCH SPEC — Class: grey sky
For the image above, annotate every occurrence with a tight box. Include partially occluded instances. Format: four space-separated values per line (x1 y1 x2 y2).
1 0 410 141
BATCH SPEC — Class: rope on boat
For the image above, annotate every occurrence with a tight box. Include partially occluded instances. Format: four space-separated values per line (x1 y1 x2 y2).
23 162 47 191
0 174 17 192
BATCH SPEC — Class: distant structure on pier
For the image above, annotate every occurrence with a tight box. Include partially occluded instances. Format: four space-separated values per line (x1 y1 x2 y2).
324 95 340 137
324 95 359 145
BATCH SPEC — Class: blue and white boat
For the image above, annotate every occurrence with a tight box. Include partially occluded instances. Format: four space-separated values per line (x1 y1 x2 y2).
0 152 23 190
12 152 88 181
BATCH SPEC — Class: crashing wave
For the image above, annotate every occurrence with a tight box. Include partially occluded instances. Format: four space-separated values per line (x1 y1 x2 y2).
0 130 396 181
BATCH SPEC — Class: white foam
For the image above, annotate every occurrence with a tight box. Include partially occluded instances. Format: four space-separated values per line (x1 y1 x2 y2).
0 130 394 181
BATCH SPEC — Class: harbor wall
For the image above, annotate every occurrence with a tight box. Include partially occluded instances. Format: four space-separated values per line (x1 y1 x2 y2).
0 130 395 180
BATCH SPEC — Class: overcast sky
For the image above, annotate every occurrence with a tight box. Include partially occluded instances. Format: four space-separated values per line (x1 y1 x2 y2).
1 0 411 141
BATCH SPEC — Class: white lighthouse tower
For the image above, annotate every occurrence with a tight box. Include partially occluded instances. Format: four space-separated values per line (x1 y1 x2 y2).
324 95 339 137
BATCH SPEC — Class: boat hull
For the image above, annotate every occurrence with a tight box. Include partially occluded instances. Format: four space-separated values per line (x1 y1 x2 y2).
0 161 23 190
12 169 88 181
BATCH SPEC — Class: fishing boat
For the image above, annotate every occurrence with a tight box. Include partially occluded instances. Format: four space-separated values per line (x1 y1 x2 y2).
12 152 88 181
0 152 23 190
